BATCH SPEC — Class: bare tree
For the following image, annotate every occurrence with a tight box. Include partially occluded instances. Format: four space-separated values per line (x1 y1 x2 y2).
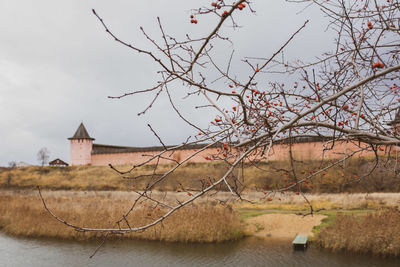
37 147 50 167
40 0 400 241
8 161 17 168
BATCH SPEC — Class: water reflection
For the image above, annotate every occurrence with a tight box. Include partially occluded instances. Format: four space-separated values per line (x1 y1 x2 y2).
1 234 398 267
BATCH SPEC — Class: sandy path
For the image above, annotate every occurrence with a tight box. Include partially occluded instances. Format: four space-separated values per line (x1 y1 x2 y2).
245 214 327 240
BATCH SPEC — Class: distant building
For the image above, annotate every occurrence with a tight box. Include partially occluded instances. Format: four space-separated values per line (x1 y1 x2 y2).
49 158 69 167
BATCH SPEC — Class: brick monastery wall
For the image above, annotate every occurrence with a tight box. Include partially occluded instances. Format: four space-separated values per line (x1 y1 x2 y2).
88 141 397 166
91 148 220 166
260 141 378 161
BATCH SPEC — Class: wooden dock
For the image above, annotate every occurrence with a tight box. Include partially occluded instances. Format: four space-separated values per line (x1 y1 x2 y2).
292 235 308 250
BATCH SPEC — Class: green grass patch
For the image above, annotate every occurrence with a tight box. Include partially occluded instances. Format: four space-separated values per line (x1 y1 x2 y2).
236 208 307 220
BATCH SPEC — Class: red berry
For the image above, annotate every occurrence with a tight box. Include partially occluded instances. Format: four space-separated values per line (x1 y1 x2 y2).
373 62 384 69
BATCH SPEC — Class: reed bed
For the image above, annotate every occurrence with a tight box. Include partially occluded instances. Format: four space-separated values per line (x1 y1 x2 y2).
0 191 244 242
315 209 400 257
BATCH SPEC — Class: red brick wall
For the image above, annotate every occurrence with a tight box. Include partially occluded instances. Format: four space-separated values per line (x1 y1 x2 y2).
87 141 396 166
91 148 220 166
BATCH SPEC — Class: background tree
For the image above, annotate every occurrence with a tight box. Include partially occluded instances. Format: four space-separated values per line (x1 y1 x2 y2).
37 147 50 167
40 0 400 237
7 161 17 168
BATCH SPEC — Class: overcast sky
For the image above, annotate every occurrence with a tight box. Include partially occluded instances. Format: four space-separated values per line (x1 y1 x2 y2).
0 1 333 166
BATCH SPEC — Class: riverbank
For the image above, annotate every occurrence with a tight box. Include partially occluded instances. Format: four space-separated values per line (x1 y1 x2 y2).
1 189 400 257
314 209 400 257
0 190 243 242
0 189 331 242
239 206 400 257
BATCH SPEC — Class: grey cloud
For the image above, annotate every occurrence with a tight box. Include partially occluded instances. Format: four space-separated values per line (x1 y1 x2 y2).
0 0 333 166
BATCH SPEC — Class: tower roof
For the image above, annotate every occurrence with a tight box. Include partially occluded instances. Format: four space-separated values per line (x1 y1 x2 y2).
68 123 95 140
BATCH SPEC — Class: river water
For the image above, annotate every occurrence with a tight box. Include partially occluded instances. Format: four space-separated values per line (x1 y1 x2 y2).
1 234 398 267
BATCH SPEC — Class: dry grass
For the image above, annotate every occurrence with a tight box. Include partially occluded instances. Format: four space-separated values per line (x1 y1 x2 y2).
0 190 244 242
1 157 400 193
0 164 229 191
235 192 400 211
0 165 129 190
315 209 400 257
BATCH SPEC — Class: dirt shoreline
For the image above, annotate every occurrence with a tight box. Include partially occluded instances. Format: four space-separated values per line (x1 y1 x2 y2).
244 213 327 240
